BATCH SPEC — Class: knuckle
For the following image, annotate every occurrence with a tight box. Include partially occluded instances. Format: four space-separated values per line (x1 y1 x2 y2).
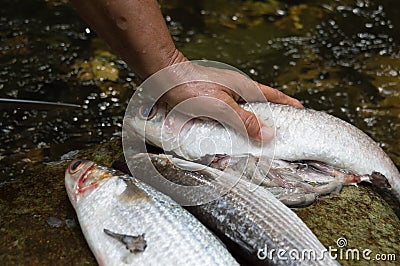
274 89 285 99
270 89 288 103
242 112 259 132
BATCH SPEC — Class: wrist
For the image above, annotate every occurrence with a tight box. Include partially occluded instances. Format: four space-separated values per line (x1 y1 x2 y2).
137 47 188 80
164 48 188 68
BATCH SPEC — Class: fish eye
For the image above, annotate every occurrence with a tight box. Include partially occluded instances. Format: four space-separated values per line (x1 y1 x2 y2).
139 104 157 120
70 160 84 173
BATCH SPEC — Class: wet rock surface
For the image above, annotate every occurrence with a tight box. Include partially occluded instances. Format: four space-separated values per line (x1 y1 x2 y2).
295 186 400 265
1 137 399 265
0 138 122 266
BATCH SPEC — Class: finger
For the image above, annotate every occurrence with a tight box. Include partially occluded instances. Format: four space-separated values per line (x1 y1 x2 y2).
162 93 272 142
257 82 303 108
224 97 274 142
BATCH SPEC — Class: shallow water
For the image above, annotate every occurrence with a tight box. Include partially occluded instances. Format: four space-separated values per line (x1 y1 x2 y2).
1 0 399 180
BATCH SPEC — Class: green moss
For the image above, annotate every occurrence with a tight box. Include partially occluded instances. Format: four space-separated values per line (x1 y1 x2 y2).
295 185 400 266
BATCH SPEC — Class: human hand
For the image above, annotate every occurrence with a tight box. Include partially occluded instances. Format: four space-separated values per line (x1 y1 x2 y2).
155 59 303 142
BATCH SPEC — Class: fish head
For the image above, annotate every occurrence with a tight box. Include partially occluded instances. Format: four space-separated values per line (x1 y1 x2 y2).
129 102 194 151
65 160 115 206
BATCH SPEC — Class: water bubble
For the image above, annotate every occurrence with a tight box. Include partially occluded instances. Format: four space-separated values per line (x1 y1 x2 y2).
249 69 257 75
277 9 285 16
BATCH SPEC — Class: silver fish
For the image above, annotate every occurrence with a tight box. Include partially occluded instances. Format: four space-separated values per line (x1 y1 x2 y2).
65 159 239 266
125 153 340 266
128 102 400 201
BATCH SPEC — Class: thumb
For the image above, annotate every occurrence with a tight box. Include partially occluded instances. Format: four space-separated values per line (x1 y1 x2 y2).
226 98 274 142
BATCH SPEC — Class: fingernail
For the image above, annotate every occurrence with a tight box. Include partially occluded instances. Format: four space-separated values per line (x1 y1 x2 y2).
295 100 304 108
260 126 274 142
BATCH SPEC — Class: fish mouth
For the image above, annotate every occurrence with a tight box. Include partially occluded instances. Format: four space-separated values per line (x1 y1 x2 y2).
75 163 98 196
65 163 96 205
66 160 96 206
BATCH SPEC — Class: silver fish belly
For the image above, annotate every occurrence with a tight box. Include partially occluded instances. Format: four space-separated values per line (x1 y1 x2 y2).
130 102 400 201
127 153 340 266
65 160 239 266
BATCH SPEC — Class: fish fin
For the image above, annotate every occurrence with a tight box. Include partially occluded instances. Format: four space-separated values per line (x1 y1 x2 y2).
118 178 151 203
169 157 205 171
104 228 123 241
313 182 343 195
279 193 317 207
124 233 147 253
104 229 147 253
169 157 223 178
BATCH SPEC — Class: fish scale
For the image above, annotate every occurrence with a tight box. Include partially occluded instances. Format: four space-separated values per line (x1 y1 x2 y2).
65 161 239 266
127 154 340 266
248 103 400 201
131 102 400 201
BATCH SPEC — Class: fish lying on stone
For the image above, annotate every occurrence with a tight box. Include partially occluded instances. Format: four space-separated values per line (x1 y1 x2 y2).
117 153 340 265
127 102 400 202
65 159 239 266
